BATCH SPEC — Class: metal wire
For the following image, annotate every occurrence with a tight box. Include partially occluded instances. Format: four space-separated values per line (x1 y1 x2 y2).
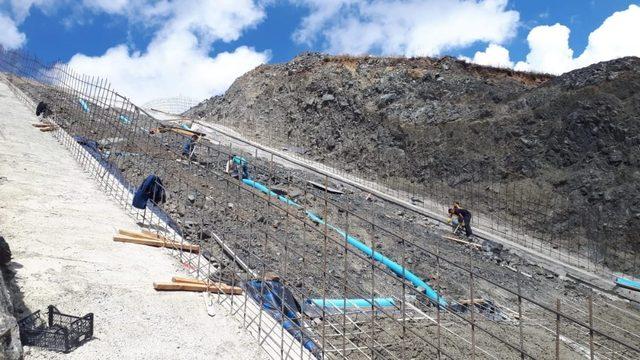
1 46 639 360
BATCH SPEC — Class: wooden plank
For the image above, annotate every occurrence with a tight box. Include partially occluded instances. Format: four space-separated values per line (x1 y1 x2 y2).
118 229 157 240
172 276 206 285
153 282 242 295
139 230 176 244
113 235 169 248
442 235 481 248
156 125 206 137
39 126 57 132
307 180 344 194
171 278 242 294
458 298 485 305
141 230 167 240
113 235 200 253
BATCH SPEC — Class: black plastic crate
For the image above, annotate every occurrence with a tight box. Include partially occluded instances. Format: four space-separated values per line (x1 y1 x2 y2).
18 305 93 352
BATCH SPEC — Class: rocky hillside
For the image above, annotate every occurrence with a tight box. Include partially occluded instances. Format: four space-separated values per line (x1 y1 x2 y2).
188 53 640 273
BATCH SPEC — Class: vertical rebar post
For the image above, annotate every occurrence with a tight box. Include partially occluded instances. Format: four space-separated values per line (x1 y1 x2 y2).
588 295 594 360
556 299 561 359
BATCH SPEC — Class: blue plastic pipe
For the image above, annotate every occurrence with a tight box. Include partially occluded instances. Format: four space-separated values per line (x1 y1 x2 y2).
78 98 90 113
310 298 395 308
242 179 301 208
616 277 640 291
332 227 448 308
241 179 447 307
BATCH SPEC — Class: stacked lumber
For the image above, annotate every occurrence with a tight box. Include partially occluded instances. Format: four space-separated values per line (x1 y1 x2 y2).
458 298 485 305
113 229 200 253
153 276 242 295
32 122 58 132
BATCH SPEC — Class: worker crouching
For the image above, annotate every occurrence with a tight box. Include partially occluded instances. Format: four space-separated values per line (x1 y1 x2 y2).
448 202 473 238
225 155 250 180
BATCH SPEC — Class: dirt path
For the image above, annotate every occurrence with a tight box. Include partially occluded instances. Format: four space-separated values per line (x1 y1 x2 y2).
0 80 267 359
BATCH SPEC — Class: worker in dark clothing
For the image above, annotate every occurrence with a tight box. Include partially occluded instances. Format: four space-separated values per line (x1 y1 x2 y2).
452 203 473 237
36 101 52 118
225 155 249 180
132 174 167 209
182 134 199 158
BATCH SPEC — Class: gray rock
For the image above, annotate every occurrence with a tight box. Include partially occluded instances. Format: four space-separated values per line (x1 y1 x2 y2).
321 94 335 102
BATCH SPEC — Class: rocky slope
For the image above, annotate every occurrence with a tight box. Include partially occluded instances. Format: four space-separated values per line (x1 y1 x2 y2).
188 53 640 273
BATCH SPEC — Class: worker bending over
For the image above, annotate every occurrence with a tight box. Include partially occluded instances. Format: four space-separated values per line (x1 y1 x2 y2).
450 202 473 238
225 155 250 180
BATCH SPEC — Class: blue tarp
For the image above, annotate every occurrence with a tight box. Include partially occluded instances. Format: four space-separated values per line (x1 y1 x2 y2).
74 135 129 190
133 175 166 210
246 280 322 358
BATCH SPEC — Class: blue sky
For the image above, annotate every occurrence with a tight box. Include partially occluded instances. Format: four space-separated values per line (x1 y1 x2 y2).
1 1 639 103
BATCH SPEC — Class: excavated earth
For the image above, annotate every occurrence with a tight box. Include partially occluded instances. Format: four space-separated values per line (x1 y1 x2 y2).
12 74 640 359
188 54 640 274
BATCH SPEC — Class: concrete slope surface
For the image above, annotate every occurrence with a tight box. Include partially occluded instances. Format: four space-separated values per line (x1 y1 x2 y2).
0 81 267 359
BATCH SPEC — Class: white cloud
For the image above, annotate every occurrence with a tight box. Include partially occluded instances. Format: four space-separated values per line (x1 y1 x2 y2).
9 0 59 22
513 24 574 73
67 0 270 103
292 0 519 57
69 41 268 104
515 4 640 74
0 12 25 49
461 43 513 68
574 4 640 67
81 0 130 14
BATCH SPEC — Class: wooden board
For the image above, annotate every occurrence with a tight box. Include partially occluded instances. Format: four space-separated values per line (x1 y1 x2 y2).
157 125 206 137
141 230 168 240
118 229 158 239
172 276 206 285
442 235 481 248
113 235 200 253
307 180 344 194
153 282 242 295
458 298 485 305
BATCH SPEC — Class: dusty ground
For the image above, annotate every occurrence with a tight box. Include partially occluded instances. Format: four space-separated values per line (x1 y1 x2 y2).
0 80 268 360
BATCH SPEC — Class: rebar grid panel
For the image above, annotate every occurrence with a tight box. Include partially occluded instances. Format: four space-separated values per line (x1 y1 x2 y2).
2 46 639 360
197 112 638 278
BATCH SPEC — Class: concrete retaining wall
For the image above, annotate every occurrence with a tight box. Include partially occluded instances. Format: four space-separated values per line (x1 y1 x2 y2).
0 265 22 360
